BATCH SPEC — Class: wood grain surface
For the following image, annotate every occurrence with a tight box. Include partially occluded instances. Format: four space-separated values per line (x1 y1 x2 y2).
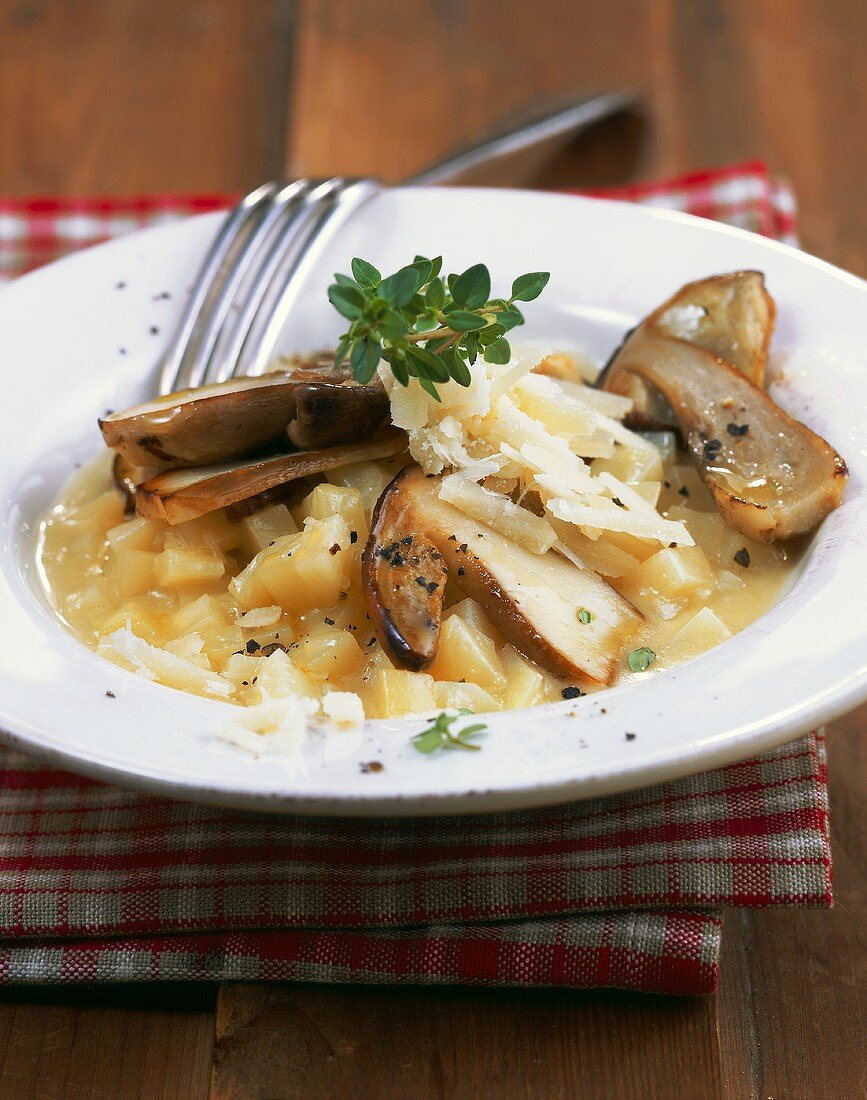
0 1 865 1097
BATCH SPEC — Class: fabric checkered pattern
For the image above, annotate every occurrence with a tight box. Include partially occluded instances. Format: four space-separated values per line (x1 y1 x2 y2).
0 162 830 996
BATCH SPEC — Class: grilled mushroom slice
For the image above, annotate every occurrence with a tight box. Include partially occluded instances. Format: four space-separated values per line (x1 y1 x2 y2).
600 271 776 429
609 331 847 542
363 466 641 682
100 368 388 469
135 427 407 525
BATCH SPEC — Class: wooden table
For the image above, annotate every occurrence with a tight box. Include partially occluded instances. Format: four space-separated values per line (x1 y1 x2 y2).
0 3 864 1096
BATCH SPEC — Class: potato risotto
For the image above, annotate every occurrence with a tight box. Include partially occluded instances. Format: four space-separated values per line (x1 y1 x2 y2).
37 267 846 750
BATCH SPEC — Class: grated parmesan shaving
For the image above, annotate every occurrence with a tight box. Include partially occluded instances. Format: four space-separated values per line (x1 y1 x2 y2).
381 344 698 549
98 627 234 700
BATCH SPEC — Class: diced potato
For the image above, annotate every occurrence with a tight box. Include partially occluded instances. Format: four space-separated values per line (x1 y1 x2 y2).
434 681 500 713
428 616 506 699
157 546 226 587
631 482 662 507
106 548 159 598
254 648 320 700
665 607 732 662
299 484 368 542
365 669 437 719
106 516 160 553
326 461 394 516
99 598 167 645
241 504 298 555
220 652 261 691
296 591 368 634
199 626 246 665
292 626 364 681
501 649 547 709
254 516 352 614
70 490 127 533
552 523 640 578
163 511 243 552
617 545 714 619
170 593 231 637
716 569 746 593
591 445 663 484
631 545 714 597
230 533 301 610
667 506 785 570
445 597 500 642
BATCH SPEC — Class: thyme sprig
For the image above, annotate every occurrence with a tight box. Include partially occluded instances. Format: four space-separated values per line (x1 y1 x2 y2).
328 256 549 400
412 708 488 754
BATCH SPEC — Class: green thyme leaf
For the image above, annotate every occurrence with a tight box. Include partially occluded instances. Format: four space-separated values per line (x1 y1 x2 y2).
497 304 525 331
451 263 491 309
333 336 351 367
379 265 419 307
417 376 442 402
327 255 549 398
577 607 593 624
442 310 487 332
350 336 381 383
411 709 487 754
425 278 445 310
327 283 365 320
483 337 511 364
627 646 656 672
350 257 381 288
377 309 408 341
406 345 451 382
510 271 550 302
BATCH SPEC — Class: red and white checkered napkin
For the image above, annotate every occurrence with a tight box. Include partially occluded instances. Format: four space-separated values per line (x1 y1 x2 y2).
0 163 830 996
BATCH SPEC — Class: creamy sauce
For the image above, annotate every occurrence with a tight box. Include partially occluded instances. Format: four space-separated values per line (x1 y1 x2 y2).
38 442 802 715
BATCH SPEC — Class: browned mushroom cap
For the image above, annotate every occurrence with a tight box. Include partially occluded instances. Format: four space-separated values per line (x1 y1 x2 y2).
609 331 847 542
600 271 776 429
363 466 641 683
134 427 407 525
100 367 388 469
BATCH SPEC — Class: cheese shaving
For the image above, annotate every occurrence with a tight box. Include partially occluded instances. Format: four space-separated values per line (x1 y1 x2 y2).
383 344 695 550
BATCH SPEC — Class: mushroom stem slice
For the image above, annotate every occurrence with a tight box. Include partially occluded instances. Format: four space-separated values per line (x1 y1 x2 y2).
364 467 641 684
600 271 776 429
134 427 407 525
611 331 847 542
100 368 388 469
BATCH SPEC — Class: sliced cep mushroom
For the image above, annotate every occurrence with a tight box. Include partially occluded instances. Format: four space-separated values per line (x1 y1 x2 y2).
283 373 389 450
599 271 776 429
134 427 407 525
100 368 388 469
608 330 847 542
362 479 449 671
112 454 159 513
363 466 642 683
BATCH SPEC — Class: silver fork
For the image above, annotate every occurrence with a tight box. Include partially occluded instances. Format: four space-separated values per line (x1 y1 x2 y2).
157 90 637 397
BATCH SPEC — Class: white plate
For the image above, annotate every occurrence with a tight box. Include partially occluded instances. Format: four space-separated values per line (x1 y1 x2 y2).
1 188 865 815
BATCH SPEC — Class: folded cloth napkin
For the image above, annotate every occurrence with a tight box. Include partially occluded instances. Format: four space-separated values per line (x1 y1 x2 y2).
0 163 831 995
